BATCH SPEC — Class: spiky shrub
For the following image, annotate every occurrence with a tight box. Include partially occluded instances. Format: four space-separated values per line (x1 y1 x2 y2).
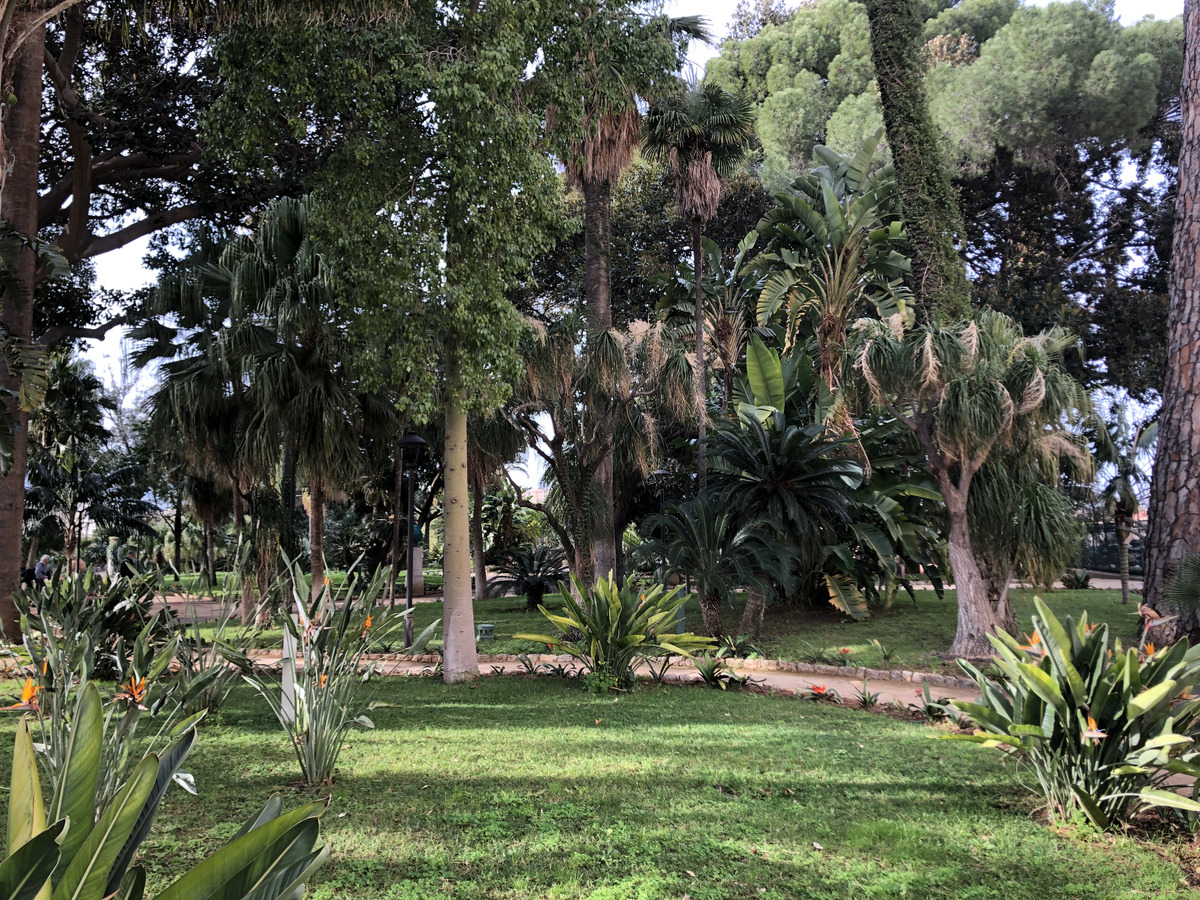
949 597 1200 829
516 574 714 690
2 700 328 900
486 545 568 611
244 561 410 786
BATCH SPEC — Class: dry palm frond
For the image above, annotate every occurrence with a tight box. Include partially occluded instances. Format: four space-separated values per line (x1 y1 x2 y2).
673 149 722 222
960 320 979 358
1017 368 1046 415
564 107 640 188
920 331 940 391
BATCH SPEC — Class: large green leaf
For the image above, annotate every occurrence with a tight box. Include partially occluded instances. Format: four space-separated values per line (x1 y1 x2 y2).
8 718 46 857
104 728 198 898
153 802 327 900
745 336 784 412
49 686 103 877
0 822 66 900
1127 679 1178 717
52 754 158 900
824 574 868 621
1139 788 1200 813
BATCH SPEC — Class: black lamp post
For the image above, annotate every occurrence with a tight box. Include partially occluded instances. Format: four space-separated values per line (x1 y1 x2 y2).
397 430 427 648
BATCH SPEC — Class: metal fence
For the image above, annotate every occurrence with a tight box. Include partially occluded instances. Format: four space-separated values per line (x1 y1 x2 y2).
1079 521 1145 576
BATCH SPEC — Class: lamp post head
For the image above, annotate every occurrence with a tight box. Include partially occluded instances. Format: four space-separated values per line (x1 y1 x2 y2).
397 431 427 467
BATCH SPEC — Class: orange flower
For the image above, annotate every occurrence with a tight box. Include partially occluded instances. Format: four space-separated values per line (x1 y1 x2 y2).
1144 642 1157 656
319 674 328 688
837 648 852 656
810 685 828 695
1083 716 1106 741
363 613 373 631
115 676 147 708
1019 632 1044 654
3 677 39 710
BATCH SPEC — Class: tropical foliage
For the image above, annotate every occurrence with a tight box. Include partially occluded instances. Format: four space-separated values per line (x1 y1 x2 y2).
951 598 1200 830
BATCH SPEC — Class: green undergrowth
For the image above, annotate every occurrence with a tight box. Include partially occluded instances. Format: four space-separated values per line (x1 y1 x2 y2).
0 677 1188 899
186 587 1141 670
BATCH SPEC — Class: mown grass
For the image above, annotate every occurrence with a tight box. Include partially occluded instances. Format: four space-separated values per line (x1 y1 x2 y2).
20 677 1185 899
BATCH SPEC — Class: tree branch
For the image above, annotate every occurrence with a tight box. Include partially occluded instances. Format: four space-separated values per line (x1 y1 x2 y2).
36 312 134 350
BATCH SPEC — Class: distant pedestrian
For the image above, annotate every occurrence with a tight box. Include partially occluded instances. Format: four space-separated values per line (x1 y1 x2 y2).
34 554 51 587
120 550 139 578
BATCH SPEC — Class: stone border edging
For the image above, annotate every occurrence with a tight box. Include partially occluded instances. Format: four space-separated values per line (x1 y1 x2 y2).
352 651 978 691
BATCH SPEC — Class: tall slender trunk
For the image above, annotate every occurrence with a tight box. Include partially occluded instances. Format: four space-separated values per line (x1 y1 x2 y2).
388 436 403 606
1144 0 1200 644
24 538 37 570
203 521 215 589
442 362 478 683
309 480 326 605
1118 529 1131 607
693 219 708 492
583 177 617 581
0 29 44 639
172 494 183 582
471 473 487 601
234 485 255 619
945 498 1003 658
281 442 297 560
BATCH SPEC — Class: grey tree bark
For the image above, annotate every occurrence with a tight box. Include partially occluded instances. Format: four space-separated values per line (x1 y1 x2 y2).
443 365 479 683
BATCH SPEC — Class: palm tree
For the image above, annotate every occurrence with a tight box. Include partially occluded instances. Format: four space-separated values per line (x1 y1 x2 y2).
556 10 708 581
642 81 754 489
1092 404 1157 605
848 310 1091 658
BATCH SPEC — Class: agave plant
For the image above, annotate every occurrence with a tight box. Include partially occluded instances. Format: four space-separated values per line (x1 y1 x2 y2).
486 545 568 611
515 573 714 690
949 598 1200 829
2 689 328 900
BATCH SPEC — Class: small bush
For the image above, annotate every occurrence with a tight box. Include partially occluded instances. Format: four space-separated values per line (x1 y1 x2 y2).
516 573 714 690
1060 569 1091 590
949 597 1200 829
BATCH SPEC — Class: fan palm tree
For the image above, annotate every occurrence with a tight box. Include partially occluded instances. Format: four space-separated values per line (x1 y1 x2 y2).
848 310 1091 657
554 10 708 582
642 81 754 489
1091 404 1157 605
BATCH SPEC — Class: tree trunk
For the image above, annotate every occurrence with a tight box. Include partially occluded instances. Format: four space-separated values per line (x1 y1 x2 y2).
309 480 326 605
693 218 709 492
172 496 183 582
0 28 44 640
945 501 1003 658
1144 0 1200 644
583 177 617 581
471 474 488 601
863 0 971 322
738 590 765 639
233 485 255 619
1118 530 1131 607
699 590 724 639
388 435 403 606
442 369 479 683
281 441 297 560
203 520 215 589
24 538 37 571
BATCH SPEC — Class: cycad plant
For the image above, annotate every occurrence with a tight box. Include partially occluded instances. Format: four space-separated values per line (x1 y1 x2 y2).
516 573 713 690
486 545 568 611
950 598 1200 830
643 498 797 638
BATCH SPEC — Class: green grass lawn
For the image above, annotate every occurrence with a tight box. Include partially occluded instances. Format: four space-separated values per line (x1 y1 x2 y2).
170 568 445 596
31 677 1189 899
190 587 1143 669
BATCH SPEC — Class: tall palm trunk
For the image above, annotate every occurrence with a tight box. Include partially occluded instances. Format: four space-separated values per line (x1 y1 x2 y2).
309 480 326 605
1116 515 1132 606
693 218 708 491
281 441 297 559
203 520 215 589
233 485 255 619
443 362 478 683
700 590 723 638
0 29 44 639
388 435 403 607
583 177 616 583
172 498 183 582
1144 0 1200 643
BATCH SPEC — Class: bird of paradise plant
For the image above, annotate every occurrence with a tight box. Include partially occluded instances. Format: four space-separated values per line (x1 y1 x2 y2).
244 557 422 786
948 597 1200 830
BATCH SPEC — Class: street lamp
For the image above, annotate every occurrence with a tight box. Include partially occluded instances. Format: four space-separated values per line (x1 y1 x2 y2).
397 430 427 648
